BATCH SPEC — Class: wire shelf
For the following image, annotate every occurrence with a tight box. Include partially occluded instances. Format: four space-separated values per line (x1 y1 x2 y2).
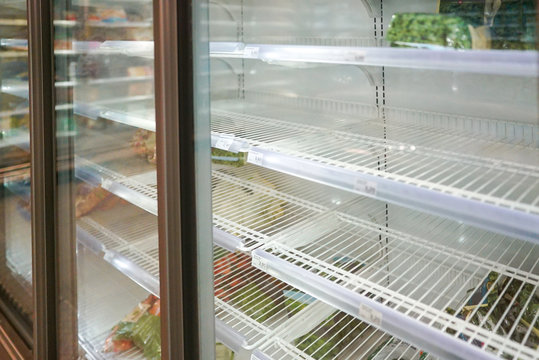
77 205 298 351
259 307 436 360
209 103 539 242
78 206 435 360
76 155 350 250
256 196 539 360
241 91 539 148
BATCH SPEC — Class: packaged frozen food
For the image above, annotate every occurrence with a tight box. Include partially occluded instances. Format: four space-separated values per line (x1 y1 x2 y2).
75 183 124 218
211 149 248 167
447 272 539 350
131 130 247 166
131 129 156 165
104 294 161 360
293 313 368 360
386 13 472 49
438 0 536 49
212 172 285 230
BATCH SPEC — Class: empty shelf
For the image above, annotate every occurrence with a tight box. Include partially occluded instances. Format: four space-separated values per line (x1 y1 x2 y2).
253 197 539 360
75 158 348 250
208 105 539 243
78 204 433 360
61 86 539 233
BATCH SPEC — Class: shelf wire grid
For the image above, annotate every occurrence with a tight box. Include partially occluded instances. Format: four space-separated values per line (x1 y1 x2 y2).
77 151 351 250
261 307 435 360
242 91 538 147
210 100 539 216
212 165 350 249
261 196 539 359
273 130 539 213
213 246 299 347
76 153 539 354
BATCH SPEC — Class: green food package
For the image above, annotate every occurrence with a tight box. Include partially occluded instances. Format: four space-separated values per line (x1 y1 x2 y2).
386 13 472 49
284 290 317 317
130 313 162 360
216 343 235 360
233 283 280 322
294 313 367 360
439 0 536 50
211 148 248 167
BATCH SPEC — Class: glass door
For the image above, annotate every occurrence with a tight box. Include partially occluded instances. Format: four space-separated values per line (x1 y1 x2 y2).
206 1 538 360
0 0 33 346
52 0 163 358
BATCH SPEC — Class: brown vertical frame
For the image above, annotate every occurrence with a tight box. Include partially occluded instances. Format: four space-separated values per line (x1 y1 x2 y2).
27 0 78 359
154 0 215 358
27 0 58 357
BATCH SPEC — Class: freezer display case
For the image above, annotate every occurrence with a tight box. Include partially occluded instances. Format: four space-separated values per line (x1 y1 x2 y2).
1 0 537 359
206 0 538 359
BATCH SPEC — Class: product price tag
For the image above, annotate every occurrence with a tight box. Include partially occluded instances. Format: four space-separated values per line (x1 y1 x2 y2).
244 46 260 58
347 51 365 62
359 303 382 327
355 178 377 196
252 254 268 273
247 150 264 166
101 178 113 190
214 134 235 151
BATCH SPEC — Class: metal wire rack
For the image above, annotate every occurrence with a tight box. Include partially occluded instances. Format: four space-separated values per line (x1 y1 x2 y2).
257 196 539 360
76 154 352 250
211 103 539 214
259 306 436 360
209 102 539 242
78 210 436 360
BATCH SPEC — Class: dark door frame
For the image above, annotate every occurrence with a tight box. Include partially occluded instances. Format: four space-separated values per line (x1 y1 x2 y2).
154 0 214 359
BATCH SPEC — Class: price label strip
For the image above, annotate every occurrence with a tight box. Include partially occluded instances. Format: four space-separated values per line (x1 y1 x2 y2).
355 178 377 196
247 150 264 166
358 303 382 327
251 253 269 273
214 134 235 151
244 46 260 58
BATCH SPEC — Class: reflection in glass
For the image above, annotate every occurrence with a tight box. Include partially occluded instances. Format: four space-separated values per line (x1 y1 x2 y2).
0 0 32 337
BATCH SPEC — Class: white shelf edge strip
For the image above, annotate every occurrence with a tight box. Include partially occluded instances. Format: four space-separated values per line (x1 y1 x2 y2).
77 225 160 296
213 227 244 252
251 249 500 360
3 38 537 76
209 42 539 77
247 146 539 244
74 161 158 216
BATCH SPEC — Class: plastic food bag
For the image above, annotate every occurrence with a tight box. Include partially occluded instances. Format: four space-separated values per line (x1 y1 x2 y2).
386 13 472 49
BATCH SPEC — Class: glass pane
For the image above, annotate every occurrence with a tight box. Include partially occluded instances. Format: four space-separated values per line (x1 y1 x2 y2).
53 1 160 358
0 0 33 337
207 0 539 359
